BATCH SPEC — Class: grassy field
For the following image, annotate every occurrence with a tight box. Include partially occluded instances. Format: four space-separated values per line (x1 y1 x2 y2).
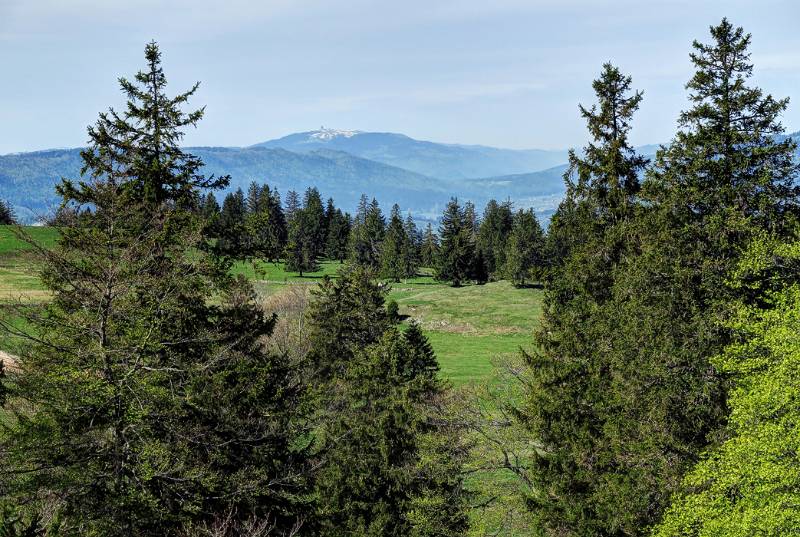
389 280 541 385
0 225 543 386
235 257 542 385
0 226 60 254
0 226 58 301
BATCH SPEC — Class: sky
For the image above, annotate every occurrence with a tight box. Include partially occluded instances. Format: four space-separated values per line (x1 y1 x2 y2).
2 0 799 154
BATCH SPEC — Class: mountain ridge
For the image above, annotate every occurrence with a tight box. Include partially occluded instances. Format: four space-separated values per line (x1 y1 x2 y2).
0 145 458 222
252 129 570 179
3 129 797 224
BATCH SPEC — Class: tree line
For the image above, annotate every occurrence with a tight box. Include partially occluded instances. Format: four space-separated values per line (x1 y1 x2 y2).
199 184 545 287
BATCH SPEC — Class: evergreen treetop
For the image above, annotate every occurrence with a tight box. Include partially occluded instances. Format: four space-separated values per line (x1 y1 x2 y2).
0 199 16 225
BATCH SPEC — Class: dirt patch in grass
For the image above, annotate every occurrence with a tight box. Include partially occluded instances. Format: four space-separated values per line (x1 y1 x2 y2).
0 350 19 372
414 316 477 334
490 325 529 335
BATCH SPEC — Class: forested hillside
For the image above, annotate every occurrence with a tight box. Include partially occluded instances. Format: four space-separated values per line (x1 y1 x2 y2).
0 145 450 222
1 16 800 537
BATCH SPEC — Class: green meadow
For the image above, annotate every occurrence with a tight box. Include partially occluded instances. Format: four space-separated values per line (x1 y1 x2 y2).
235 257 542 385
0 227 543 387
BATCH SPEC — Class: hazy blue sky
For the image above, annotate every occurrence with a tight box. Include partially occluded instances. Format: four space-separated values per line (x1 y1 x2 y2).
2 0 799 154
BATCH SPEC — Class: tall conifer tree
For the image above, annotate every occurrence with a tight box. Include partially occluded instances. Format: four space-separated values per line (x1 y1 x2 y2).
381 204 408 282
518 63 647 536
325 209 351 262
436 198 475 287
504 208 544 287
349 197 385 270
307 272 468 537
218 188 246 256
402 214 421 279
420 223 439 268
0 42 312 536
477 199 514 278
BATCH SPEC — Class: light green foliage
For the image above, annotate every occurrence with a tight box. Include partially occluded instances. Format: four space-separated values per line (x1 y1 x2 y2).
654 236 800 537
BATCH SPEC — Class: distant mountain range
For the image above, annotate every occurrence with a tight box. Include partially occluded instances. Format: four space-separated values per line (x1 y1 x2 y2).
254 128 570 180
2 129 798 224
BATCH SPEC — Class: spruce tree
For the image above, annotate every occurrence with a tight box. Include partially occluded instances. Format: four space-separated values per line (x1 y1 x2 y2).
306 266 391 383
504 209 544 287
244 183 286 263
436 198 475 287
518 62 648 536
325 209 351 262
303 187 326 259
284 206 319 276
541 194 583 274
200 191 220 231
267 187 288 259
0 199 16 225
463 201 478 239
420 223 439 268
402 214 421 279
477 199 514 278
471 248 489 285
308 277 468 537
218 188 247 256
402 322 470 537
349 197 385 270
381 204 408 282
316 327 469 537
0 42 311 536
520 22 800 537
284 189 301 226
323 197 336 248
246 180 262 214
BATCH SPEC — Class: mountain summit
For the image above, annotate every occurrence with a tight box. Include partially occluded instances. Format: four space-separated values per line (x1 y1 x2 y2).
308 127 363 141
253 129 569 179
